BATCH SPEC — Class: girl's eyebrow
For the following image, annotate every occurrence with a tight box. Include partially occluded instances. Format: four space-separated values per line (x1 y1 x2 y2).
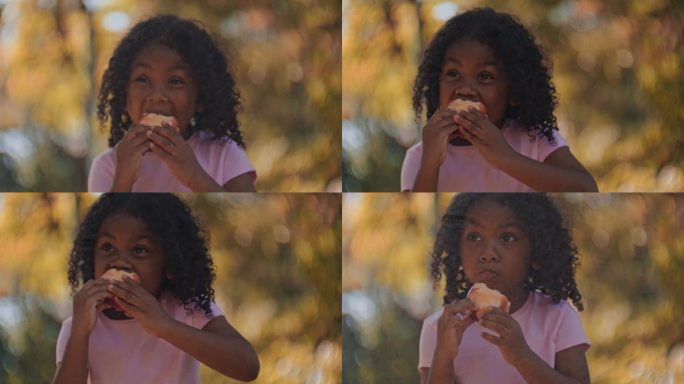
131 61 191 73
464 217 525 229
444 58 500 68
97 232 155 241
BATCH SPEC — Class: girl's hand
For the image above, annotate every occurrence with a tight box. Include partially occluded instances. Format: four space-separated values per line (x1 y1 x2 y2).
455 108 517 169
434 299 477 361
420 108 459 167
108 275 173 337
479 307 533 366
145 124 208 188
113 125 151 190
71 279 113 336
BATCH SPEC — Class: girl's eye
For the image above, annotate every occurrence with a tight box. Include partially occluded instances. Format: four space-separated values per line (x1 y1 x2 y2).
169 77 185 86
99 243 114 252
133 75 148 84
500 233 517 242
132 245 149 255
445 70 460 78
479 72 494 80
465 232 481 241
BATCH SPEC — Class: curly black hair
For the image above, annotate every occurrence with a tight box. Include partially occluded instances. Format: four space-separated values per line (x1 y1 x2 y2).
67 193 216 316
431 193 583 311
413 7 558 142
97 14 245 148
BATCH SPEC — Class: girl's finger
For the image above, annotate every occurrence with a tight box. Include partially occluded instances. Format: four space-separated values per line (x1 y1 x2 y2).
146 130 176 151
152 124 181 143
481 332 502 345
113 296 135 317
149 142 173 158
460 124 481 143
480 319 507 334
108 284 138 303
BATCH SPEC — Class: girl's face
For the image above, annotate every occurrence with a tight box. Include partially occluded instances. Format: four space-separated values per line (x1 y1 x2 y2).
94 213 168 300
459 200 532 306
126 44 202 134
439 39 511 128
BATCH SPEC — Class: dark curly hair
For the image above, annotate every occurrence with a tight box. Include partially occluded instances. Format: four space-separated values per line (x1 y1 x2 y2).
413 7 558 142
431 193 583 311
67 193 216 316
97 14 245 148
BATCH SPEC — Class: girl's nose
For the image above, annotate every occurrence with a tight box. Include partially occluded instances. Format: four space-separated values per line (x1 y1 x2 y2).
145 86 169 103
454 80 478 98
108 254 134 268
479 242 500 262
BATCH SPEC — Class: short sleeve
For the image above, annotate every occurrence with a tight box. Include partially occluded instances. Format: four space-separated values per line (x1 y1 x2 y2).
418 309 442 369
219 141 256 186
88 150 115 192
555 304 590 352
538 130 568 162
401 144 422 192
56 318 73 365
192 301 225 330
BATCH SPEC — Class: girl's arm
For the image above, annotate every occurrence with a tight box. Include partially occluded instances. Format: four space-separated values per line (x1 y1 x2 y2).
496 147 598 192
509 344 589 384
480 308 590 384
51 330 90 384
53 279 113 384
412 158 442 192
411 109 460 192
222 172 256 192
457 110 598 192
156 315 260 382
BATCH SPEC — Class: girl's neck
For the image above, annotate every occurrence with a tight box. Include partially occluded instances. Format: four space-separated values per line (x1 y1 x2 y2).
505 288 530 314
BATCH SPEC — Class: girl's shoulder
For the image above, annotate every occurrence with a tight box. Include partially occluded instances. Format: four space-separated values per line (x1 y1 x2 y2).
524 291 579 319
159 291 224 325
502 120 567 149
188 130 243 149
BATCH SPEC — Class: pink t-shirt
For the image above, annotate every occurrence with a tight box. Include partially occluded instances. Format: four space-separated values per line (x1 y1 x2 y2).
418 292 589 384
88 131 256 192
401 120 567 192
56 292 223 384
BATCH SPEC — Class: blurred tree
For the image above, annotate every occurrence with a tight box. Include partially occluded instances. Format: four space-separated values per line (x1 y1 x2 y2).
343 0 684 191
0 193 342 383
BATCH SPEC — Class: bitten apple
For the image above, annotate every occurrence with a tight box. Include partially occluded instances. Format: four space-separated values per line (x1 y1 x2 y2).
447 99 487 114
466 283 510 320
139 113 178 132
101 269 141 311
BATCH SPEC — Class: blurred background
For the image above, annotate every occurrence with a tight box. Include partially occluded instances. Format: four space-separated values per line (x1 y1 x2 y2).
342 193 684 383
0 193 341 383
342 0 684 191
0 0 341 192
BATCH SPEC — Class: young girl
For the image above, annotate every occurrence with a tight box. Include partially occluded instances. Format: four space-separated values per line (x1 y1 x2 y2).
419 193 590 383
401 8 598 192
89 15 256 192
53 194 259 383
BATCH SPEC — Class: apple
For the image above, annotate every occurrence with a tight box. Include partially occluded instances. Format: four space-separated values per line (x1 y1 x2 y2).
100 269 140 312
139 113 178 132
466 283 510 320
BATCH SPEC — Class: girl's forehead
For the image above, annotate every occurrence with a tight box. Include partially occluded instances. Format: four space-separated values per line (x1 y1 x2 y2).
131 44 190 70
100 212 151 232
464 200 524 224
443 39 499 64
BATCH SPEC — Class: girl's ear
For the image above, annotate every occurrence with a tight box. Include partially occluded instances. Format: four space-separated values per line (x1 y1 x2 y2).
195 103 205 113
509 98 519 107
531 260 541 269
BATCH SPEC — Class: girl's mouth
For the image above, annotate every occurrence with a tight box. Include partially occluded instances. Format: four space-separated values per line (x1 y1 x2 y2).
477 269 499 281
